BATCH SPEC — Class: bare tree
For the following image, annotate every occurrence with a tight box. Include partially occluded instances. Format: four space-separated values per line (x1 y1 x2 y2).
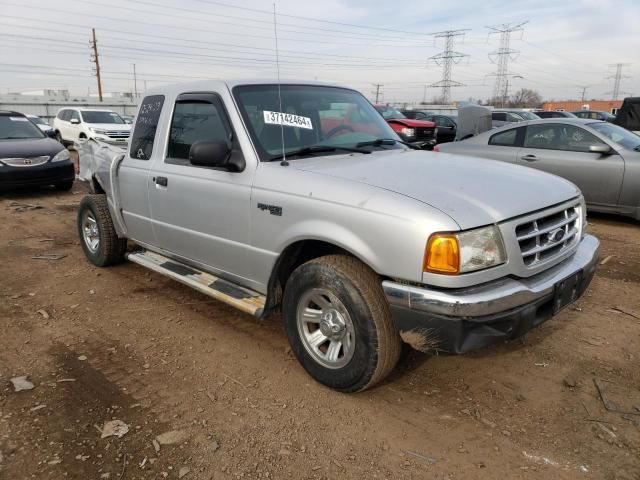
508 88 542 108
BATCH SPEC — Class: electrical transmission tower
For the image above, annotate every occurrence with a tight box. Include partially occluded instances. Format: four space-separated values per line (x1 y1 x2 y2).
428 30 469 104
607 63 631 99
487 22 527 106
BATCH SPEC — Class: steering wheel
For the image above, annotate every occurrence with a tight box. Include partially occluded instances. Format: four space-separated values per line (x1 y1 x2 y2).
325 124 355 138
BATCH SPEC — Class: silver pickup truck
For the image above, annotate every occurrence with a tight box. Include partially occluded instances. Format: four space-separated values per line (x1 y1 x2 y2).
75 80 599 392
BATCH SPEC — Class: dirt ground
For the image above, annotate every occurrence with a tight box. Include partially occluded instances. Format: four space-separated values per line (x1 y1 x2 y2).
1 183 639 480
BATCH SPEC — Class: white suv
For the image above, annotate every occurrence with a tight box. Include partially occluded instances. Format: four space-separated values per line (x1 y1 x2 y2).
53 108 131 145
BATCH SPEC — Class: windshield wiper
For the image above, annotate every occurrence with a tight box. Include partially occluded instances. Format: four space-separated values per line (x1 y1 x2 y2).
270 145 370 161
356 138 419 150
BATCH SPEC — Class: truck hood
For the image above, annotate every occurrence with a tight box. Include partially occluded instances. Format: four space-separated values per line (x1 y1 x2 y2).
292 149 580 230
387 118 436 128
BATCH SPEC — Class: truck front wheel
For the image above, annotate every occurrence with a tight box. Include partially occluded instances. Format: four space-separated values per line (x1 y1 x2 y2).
283 255 401 392
77 194 127 267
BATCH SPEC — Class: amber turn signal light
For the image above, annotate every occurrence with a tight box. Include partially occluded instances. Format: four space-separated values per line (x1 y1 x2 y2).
424 234 460 274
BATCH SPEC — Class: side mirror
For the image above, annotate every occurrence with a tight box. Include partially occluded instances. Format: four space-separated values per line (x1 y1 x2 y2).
70 118 80 125
189 140 232 169
46 130 57 139
589 144 612 154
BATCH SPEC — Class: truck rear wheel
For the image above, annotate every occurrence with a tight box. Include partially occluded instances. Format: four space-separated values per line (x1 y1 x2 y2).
77 194 127 267
282 255 401 392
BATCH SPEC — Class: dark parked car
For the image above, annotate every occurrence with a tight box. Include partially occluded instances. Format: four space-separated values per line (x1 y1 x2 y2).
572 110 616 122
535 111 578 119
374 105 437 149
0 111 74 191
400 109 431 120
420 114 458 143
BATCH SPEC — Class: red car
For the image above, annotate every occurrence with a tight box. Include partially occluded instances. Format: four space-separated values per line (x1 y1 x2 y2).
374 105 437 149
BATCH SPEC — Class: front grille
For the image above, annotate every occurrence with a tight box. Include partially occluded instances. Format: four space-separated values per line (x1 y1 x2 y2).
515 204 581 267
415 127 435 141
1 156 50 167
105 131 130 139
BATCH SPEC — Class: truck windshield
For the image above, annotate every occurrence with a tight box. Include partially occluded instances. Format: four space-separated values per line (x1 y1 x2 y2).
375 106 406 120
589 121 640 150
233 85 402 161
81 111 125 124
0 115 45 139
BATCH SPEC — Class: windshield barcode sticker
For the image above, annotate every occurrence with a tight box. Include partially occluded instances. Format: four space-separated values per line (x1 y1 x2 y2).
9 117 28 122
263 111 313 130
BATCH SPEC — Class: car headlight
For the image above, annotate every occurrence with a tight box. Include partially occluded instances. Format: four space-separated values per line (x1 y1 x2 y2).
89 127 107 135
400 127 416 138
424 225 506 274
51 149 70 162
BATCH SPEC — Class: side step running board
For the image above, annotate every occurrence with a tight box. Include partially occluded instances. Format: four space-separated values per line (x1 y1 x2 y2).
126 250 265 317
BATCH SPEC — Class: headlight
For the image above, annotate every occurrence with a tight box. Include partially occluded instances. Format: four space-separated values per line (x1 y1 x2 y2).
51 149 70 162
400 127 416 138
424 225 506 274
89 127 107 135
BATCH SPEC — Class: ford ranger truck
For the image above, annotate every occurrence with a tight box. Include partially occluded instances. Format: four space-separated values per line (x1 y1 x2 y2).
75 80 600 392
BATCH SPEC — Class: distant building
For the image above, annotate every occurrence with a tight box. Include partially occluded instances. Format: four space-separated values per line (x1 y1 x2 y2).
542 100 623 114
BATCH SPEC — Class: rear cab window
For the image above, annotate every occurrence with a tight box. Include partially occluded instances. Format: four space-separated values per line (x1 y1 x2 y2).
129 95 165 160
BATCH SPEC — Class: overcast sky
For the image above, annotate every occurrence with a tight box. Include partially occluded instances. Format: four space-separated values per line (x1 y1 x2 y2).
0 0 637 103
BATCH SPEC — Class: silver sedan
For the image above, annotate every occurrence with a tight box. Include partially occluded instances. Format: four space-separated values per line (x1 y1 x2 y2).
437 118 640 221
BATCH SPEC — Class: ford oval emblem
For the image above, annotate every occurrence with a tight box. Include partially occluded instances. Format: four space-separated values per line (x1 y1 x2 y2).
547 228 566 243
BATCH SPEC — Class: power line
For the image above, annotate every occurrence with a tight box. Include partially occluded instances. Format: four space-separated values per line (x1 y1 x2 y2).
0 6 434 49
427 29 469 104
487 22 528 105
183 0 435 37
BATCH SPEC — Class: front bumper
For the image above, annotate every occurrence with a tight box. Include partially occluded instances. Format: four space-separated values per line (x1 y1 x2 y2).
383 234 599 354
0 160 75 189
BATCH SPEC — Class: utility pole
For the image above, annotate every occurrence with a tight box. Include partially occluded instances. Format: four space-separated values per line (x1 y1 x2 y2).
579 86 587 102
372 83 383 104
427 29 469 104
90 28 103 102
132 63 138 99
607 63 631 100
487 22 527 106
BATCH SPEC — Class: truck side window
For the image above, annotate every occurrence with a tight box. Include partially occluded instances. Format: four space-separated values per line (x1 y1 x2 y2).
129 95 165 161
166 100 230 164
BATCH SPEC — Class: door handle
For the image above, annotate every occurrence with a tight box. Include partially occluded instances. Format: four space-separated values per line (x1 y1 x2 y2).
521 154 538 162
154 176 168 187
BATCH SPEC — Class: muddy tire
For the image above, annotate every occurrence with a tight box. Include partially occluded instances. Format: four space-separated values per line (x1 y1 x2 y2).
283 255 401 392
77 194 127 267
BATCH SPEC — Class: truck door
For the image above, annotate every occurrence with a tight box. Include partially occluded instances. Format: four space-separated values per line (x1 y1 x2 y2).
517 123 624 207
147 92 255 285
118 94 166 246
